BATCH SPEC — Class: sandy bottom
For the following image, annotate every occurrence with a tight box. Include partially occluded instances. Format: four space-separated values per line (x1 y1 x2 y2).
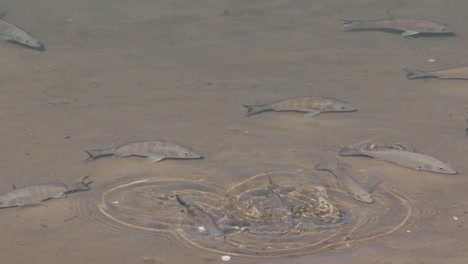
1 0 468 263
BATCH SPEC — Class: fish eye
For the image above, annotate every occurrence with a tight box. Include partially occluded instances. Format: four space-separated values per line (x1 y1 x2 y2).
184 152 189 155
439 167 445 170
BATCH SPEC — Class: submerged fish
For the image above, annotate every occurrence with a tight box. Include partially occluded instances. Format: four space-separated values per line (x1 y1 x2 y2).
315 161 373 203
176 195 225 242
342 18 453 37
0 176 92 208
405 67 468 80
244 96 357 117
0 18 42 48
339 143 457 174
85 140 203 163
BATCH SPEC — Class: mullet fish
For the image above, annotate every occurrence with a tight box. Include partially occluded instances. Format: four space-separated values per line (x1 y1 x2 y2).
244 96 357 117
85 140 203 163
0 176 92 208
339 143 457 174
342 18 453 37
0 18 42 48
405 66 468 80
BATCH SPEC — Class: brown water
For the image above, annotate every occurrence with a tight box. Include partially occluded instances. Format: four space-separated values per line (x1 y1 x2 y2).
1 0 468 263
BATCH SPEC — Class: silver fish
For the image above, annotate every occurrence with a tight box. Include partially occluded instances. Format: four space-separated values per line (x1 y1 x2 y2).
315 161 373 203
244 96 357 117
85 141 203 163
342 18 453 37
0 18 42 48
0 176 92 208
176 195 225 242
405 67 468 80
339 143 457 174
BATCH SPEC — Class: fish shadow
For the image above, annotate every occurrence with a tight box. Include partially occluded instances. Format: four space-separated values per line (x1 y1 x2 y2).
7 40 46 51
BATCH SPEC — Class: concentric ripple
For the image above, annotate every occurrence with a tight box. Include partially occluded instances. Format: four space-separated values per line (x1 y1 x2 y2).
76 168 411 257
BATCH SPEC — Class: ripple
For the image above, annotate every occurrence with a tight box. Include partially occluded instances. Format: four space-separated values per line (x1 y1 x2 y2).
76 168 411 257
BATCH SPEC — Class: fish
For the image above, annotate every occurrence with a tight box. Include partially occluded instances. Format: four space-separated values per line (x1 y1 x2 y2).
405 67 468 80
85 140 203 163
0 176 92 208
0 18 42 48
339 143 457 174
244 96 357 117
176 195 225 242
341 18 453 37
315 161 373 203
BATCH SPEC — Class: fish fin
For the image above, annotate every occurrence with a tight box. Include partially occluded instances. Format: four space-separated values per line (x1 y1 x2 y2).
48 193 67 200
243 105 264 116
341 19 359 27
339 147 365 156
368 179 383 193
83 150 97 162
401 30 419 37
12 184 16 190
404 69 428 80
314 161 329 171
304 110 321 117
145 155 165 163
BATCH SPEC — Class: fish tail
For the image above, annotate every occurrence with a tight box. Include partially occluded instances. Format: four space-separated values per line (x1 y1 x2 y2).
341 19 361 27
404 69 428 80
243 104 264 116
66 175 92 193
83 149 99 162
339 147 362 156
314 161 330 171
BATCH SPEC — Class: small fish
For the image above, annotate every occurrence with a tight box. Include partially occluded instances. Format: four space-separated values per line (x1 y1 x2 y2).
0 176 92 208
339 143 457 174
244 96 357 117
176 195 225 242
315 161 373 203
342 18 453 37
405 67 468 80
85 141 203 163
0 18 43 48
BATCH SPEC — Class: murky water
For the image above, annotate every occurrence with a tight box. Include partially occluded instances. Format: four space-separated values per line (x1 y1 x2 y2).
1 0 468 263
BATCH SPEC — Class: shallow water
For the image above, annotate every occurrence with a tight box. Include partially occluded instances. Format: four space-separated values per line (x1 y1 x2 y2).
1 0 468 263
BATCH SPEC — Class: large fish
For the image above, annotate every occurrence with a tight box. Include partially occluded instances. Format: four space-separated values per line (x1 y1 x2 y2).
405 67 468 80
342 18 453 37
176 195 225 242
85 140 203 163
0 18 42 48
244 96 357 117
339 143 457 174
315 161 373 203
0 176 91 208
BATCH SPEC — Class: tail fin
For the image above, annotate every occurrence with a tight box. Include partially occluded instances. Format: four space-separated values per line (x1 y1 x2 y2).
83 150 97 162
339 147 363 156
314 161 329 171
66 175 92 193
243 104 264 117
404 69 428 80
341 19 360 27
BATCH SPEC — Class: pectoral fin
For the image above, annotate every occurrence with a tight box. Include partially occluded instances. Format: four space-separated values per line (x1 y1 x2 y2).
401 30 419 37
145 155 165 163
304 110 321 117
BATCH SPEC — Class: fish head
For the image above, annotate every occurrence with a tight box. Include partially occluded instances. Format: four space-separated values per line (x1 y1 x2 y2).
169 146 204 159
350 191 374 204
0 196 18 208
321 100 357 113
431 23 453 33
418 162 458 175
14 35 43 48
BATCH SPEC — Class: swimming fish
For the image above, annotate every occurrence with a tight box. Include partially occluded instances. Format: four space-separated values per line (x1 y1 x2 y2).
0 176 92 208
339 143 457 174
315 161 373 203
0 18 42 48
85 140 203 163
405 67 468 80
176 195 225 242
342 18 453 37
244 96 357 117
